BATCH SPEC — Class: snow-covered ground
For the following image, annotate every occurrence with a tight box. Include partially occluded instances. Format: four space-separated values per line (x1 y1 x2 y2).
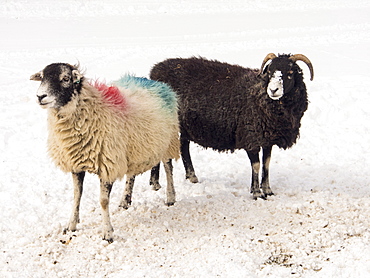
1 0 370 277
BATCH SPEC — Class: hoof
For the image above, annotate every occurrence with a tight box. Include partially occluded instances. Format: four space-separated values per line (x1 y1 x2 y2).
119 195 131 209
119 203 129 210
252 191 266 200
262 187 274 196
103 237 114 244
63 225 76 234
166 202 175 207
102 227 114 243
186 175 199 183
150 182 161 191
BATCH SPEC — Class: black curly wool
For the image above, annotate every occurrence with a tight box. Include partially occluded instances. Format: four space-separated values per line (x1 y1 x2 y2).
150 56 308 153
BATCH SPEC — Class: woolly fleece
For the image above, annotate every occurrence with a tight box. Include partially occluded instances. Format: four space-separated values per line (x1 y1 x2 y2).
150 57 308 153
47 77 179 183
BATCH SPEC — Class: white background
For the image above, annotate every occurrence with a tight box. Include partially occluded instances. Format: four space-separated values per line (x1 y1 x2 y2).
1 1 369 277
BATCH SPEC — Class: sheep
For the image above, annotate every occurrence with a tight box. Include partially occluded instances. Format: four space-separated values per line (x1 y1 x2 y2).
30 63 180 242
149 54 314 199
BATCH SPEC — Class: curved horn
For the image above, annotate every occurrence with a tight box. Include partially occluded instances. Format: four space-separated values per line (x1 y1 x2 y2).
66 62 78 70
289 54 314 81
260 53 277 73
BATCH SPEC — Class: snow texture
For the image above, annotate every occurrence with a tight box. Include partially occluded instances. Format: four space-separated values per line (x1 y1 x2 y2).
1 0 370 277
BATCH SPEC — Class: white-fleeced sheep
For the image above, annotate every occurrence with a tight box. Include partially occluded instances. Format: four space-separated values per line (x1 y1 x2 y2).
30 63 180 242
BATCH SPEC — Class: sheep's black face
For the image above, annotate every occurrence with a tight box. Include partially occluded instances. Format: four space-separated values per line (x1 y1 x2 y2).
31 63 83 109
265 57 296 100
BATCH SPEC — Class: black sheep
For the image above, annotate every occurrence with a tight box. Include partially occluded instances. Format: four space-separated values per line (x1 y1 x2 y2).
149 54 314 199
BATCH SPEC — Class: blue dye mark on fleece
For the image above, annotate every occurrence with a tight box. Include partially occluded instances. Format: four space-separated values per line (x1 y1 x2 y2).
114 75 177 113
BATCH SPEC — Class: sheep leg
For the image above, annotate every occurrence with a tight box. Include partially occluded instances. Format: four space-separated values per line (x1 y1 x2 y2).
163 159 176 206
150 164 162 191
261 146 274 196
181 136 199 183
246 150 265 200
64 171 85 234
119 175 135 209
100 180 114 243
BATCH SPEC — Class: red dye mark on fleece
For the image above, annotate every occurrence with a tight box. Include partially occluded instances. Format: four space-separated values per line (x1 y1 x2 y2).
92 81 126 109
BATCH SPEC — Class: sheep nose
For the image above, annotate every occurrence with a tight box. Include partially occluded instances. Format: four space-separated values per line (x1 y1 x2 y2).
270 88 279 94
37 94 47 102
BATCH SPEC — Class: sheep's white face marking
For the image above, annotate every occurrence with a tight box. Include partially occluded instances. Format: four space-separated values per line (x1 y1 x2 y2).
267 70 284 100
36 82 57 109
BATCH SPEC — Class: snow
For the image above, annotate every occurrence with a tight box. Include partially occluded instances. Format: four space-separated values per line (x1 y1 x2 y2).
1 0 370 277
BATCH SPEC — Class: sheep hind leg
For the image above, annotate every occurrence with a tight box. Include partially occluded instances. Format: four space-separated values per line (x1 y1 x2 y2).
246 150 265 200
100 180 114 243
119 175 135 210
261 146 274 196
150 163 162 191
64 171 85 234
163 159 176 206
181 137 199 183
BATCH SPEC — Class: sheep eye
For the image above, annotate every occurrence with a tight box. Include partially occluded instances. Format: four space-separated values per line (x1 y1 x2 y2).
62 76 70 82
287 70 294 79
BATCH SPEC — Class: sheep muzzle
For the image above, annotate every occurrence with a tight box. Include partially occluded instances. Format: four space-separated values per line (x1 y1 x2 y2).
267 70 284 100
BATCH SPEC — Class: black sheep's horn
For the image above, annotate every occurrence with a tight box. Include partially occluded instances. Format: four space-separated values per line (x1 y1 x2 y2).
260 53 277 74
289 54 314 81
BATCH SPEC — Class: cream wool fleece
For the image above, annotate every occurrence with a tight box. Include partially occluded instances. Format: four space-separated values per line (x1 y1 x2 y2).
47 81 179 183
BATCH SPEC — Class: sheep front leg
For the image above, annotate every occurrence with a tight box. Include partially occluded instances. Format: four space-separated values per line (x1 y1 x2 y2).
246 150 265 200
150 164 162 191
181 136 199 183
261 146 274 196
163 159 176 206
119 175 135 209
64 172 85 234
100 180 114 243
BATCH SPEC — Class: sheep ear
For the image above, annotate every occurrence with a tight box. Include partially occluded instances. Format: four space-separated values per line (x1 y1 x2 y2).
30 72 43 81
72 69 83 84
